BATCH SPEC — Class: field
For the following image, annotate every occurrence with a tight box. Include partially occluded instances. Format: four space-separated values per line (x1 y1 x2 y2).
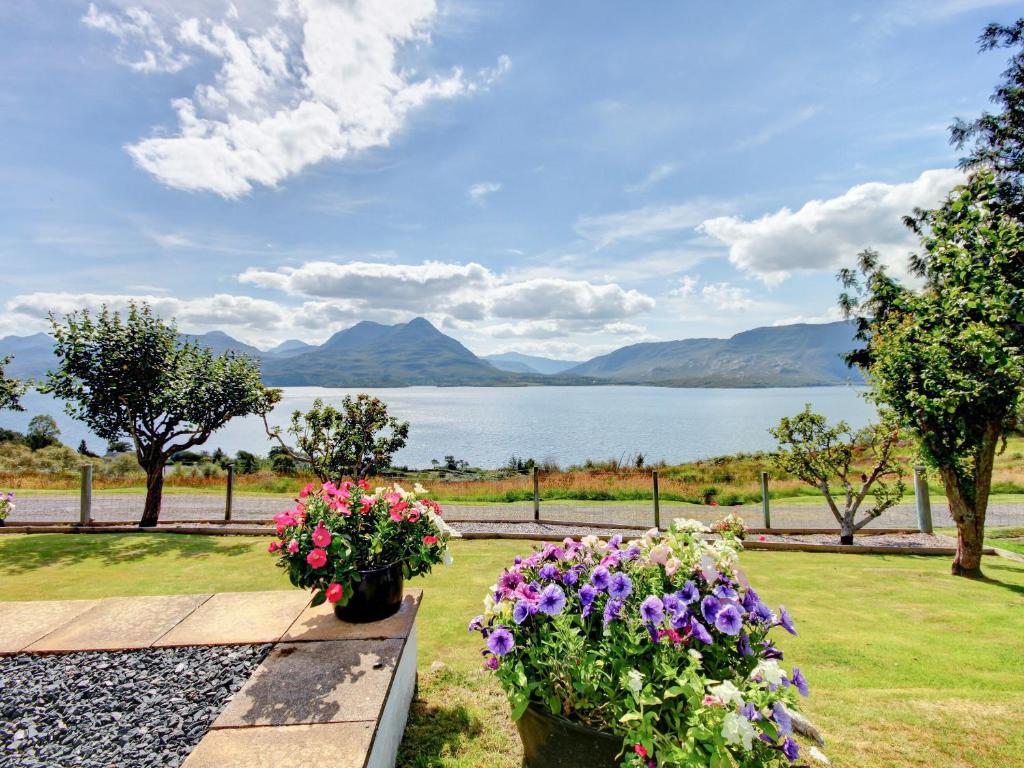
5 435 1024 507
1 533 1021 768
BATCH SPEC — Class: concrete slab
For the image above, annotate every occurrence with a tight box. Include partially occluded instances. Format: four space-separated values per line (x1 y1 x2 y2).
26 594 210 653
154 590 311 647
0 599 99 654
181 722 375 768
213 639 403 728
283 589 422 643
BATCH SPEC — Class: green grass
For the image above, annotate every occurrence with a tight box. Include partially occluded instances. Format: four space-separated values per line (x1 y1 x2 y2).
0 534 1022 767
938 526 1024 557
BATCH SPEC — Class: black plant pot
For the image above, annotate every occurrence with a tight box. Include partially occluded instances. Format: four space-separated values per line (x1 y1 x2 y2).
333 562 404 623
516 704 622 768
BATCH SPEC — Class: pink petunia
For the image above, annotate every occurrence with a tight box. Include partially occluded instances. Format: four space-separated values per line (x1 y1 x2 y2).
306 548 328 569
359 496 374 514
325 583 344 603
287 539 300 554
312 523 332 548
406 508 421 523
299 482 316 498
423 535 438 545
268 541 281 553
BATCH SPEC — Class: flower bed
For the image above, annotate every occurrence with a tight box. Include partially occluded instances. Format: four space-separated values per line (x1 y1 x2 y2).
470 519 812 767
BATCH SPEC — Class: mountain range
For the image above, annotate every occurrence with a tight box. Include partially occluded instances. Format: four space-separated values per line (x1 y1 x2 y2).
0 318 863 388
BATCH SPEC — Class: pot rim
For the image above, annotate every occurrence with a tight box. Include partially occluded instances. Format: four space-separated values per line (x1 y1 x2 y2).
353 561 403 576
522 703 622 744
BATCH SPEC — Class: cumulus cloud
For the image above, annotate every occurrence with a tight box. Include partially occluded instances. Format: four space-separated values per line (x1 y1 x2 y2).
468 181 502 203
699 168 963 284
84 1 509 196
83 3 189 73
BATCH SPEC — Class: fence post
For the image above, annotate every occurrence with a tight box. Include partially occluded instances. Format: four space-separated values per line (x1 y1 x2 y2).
225 463 235 522
80 464 92 526
652 470 661 530
760 471 771 529
914 465 933 534
532 466 540 521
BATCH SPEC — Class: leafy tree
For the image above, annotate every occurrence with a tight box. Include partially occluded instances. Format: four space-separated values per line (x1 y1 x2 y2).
267 394 409 481
211 447 228 467
77 439 98 457
269 446 297 476
234 450 260 474
770 406 904 545
840 173 1024 575
0 355 26 413
45 303 278 527
106 439 131 454
25 414 60 450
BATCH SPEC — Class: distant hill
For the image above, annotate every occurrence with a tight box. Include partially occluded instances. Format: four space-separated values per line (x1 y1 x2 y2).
260 318 528 386
179 331 262 358
563 322 864 387
484 352 584 375
265 339 315 357
0 333 57 381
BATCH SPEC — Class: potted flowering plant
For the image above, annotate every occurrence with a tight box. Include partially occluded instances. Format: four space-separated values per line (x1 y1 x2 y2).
711 512 747 540
269 480 457 622
470 519 813 768
0 491 14 526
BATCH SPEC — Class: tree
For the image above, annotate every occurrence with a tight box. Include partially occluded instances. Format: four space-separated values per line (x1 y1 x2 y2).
77 439 98 457
770 406 904 544
269 446 297 475
106 439 130 454
45 303 278 527
234 450 260 474
0 356 26 413
839 173 1024 576
25 414 60 450
266 394 409 481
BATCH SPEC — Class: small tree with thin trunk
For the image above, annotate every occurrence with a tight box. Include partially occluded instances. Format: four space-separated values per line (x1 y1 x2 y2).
0 356 26 413
45 303 278 527
266 395 409 482
770 406 904 545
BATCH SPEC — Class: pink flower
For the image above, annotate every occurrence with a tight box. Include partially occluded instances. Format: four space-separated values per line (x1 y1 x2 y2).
306 548 328 569
268 541 281 553
312 523 332 548
406 508 421 523
287 539 300 554
358 479 370 491
359 496 374 514
273 512 297 528
758 535 767 542
299 483 316 498
483 656 499 671
423 535 438 545
325 583 344 604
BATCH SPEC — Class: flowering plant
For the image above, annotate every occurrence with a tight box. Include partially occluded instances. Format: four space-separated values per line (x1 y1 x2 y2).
711 513 747 540
269 480 457 607
0 491 13 521
470 519 810 767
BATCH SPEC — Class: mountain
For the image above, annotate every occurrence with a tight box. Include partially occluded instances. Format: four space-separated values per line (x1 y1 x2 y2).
484 352 584 375
179 331 262 358
265 339 315 357
0 333 58 380
260 317 528 387
563 321 864 387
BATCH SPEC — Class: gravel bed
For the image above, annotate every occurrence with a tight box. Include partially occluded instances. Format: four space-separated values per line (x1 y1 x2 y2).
0 644 269 768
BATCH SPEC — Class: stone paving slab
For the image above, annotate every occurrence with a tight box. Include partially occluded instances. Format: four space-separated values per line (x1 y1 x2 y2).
27 594 211 653
155 590 312 647
283 589 422 643
0 599 99 654
181 721 375 768
213 639 404 728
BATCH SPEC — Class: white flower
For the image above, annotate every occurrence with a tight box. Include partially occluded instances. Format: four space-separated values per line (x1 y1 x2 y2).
721 712 756 751
483 592 496 616
582 535 599 549
700 555 719 584
708 680 744 707
665 556 681 577
753 660 785 687
688 649 703 663
625 668 644 694
674 518 710 534
414 482 429 495
644 527 661 544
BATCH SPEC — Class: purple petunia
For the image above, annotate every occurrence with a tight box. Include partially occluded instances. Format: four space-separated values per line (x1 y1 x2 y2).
740 702 760 721
603 598 623 626
538 563 560 581
468 615 484 632
591 566 611 591
713 585 738 600
606 535 623 549
700 595 721 624
669 608 690 630
608 572 633 600
562 568 579 586
791 667 809 697
487 626 515 656
738 633 753 656
579 583 597 606
498 571 523 592
753 602 775 624
742 586 761 613
640 595 665 625
512 600 532 625
662 593 681 615
678 581 699 605
782 738 799 761
688 617 713 644
772 702 792 735
538 584 567 615
715 603 743 636
778 605 798 636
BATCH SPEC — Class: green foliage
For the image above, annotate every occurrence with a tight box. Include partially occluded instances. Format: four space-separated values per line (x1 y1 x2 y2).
234 450 260 474
25 414 60 451
0 355 26 413
268 394 409 481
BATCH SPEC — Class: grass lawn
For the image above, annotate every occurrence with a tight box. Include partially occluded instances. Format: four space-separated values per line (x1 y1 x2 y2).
0 534 1022 767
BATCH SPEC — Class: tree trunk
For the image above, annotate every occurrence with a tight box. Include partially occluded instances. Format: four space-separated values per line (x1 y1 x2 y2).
951 507 985 578
140 464 165 528
839 518 854 546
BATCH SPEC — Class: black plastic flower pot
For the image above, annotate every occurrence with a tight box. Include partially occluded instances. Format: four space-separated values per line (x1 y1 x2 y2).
516 704 623 768
333 562 404 623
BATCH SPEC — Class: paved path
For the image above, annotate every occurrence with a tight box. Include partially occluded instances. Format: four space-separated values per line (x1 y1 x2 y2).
8 493 1024 529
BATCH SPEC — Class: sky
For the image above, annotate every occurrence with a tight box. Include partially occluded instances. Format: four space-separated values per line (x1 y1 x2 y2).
0 0 1019 360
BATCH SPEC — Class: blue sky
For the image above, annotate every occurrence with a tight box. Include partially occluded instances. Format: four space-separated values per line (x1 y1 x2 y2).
0 0 1018 359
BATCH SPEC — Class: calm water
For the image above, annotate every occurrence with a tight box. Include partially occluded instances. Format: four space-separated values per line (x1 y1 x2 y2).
2 386 876 468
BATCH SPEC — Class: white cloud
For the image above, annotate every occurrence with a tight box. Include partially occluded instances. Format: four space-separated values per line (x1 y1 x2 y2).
575 199 724 250
698 283 778 313
734 105 822 151
83 3 189 73
85 1 509 197
699 168 964 285
669 275 698 298
487 278 654 321
624 163 677 193
468 181 502 203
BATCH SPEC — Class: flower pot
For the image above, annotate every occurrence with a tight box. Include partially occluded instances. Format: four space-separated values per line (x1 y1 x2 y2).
333 562 404 623
516 704 622 768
